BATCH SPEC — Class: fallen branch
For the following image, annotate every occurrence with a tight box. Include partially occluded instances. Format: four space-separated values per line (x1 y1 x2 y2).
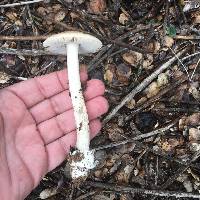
0 0 44 8
86 181 200 199
103 48 187 125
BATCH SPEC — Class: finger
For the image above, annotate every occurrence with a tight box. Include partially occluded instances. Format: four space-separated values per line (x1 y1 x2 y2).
46 119 101 172
30 79 105 124
7 69 88 108
38 96 108 144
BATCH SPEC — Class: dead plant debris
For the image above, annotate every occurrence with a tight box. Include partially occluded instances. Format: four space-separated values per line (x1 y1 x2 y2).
1 0 200 200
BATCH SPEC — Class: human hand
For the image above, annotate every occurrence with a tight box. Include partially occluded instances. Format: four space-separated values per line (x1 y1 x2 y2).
0 69 108 200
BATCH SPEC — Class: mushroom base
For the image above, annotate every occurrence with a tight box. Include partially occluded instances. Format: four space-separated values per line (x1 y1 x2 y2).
69 149 97 180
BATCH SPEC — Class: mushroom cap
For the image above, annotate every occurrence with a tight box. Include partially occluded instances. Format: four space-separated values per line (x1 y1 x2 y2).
43 31 102 55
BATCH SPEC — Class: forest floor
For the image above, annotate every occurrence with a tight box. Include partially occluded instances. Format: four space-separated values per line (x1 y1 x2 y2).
1 0 200 200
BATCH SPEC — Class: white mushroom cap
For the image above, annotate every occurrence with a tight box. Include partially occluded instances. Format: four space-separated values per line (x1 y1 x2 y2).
43 31 102 55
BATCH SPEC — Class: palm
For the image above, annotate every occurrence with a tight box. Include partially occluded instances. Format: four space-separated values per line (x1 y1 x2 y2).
0 69 108 200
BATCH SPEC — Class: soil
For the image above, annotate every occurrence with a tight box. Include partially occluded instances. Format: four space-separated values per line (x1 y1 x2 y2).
1 0 200 199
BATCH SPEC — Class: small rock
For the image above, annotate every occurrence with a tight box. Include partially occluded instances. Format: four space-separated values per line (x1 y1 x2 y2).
189 128 200 142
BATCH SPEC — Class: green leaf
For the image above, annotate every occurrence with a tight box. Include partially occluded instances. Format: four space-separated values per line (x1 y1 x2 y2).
166 24 177 37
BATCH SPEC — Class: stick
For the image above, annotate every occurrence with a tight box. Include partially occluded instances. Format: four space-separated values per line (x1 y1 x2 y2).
0 0 44 8
182 51 200 61
174 35 200 40
86 181 200 199
125 76 187 121
103 48 187 125
95 119 178 151
0 47 55 56
0 35 48 41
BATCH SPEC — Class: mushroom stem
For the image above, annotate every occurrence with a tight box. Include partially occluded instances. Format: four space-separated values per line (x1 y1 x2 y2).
66 42 90 153
43 31 102 179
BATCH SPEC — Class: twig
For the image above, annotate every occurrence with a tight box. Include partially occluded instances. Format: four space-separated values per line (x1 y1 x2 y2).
182 51 200 61
85 181 200 199
174 35 200 40
0 48 55 56
191 57 200 80
0 0 44 8
95 119 178 152
88 45 112 72
125 75 187 121
154 149 200 191
94 138 200 170
169 47 191 81
152 107 200 113
115 23 160 40
103 48 187 125
0 35 48 41
88 46 115 72
130 120 177 141
107 39 150 54
42 15 78 31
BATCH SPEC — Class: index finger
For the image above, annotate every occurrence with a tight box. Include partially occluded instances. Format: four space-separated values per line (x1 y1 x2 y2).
6 68 88 108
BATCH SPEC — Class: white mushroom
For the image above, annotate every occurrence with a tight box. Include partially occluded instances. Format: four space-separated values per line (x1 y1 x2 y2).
43 31 102 179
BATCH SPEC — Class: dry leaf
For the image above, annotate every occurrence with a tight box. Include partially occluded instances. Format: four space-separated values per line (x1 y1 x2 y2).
106 123 125 141
37 7 48 16
145 82 160 98
52 4 62 11
157 73 168 87
88 0 106 14
142 54 153 69
39 188 58 199
147 40 161 53
115 155 134 183
125 98 136 109
104 67 114 84
158 136 184 153
189 128 200 142
189 84 200 100
163 36 174 48
0 72 11 84
122 51 143 66
5 12 18 21
119 13 129 25
116 63 132 85
54 10 66 22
